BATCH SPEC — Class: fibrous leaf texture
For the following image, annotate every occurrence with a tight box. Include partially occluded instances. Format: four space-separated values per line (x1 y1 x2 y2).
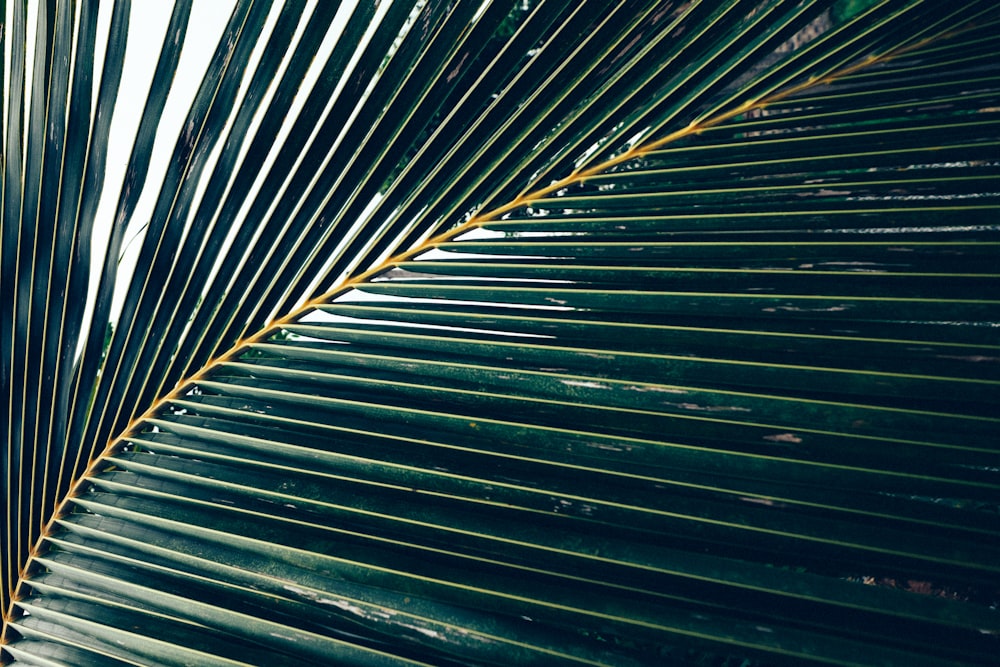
2 1 999 665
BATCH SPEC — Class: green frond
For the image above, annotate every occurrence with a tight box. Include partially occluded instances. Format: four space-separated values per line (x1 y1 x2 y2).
3 1 999 665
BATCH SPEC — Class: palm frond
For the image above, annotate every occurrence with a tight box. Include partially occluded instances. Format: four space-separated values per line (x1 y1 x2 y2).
3 1 999 665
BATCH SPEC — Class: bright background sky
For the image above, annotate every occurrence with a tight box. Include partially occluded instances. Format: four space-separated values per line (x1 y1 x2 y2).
94 1 367 321
98 3 239 243
93 0 244 319
7 0 377 334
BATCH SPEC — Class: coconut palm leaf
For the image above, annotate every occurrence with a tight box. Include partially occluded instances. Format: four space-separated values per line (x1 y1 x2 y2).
2 1 999 665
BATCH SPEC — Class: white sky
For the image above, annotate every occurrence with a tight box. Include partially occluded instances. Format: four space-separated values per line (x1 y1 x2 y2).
6 0 379 338
94 0 367 323
92 0 241 318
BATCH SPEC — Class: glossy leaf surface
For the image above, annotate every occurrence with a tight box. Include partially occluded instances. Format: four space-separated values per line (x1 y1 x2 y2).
2 1 999 665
